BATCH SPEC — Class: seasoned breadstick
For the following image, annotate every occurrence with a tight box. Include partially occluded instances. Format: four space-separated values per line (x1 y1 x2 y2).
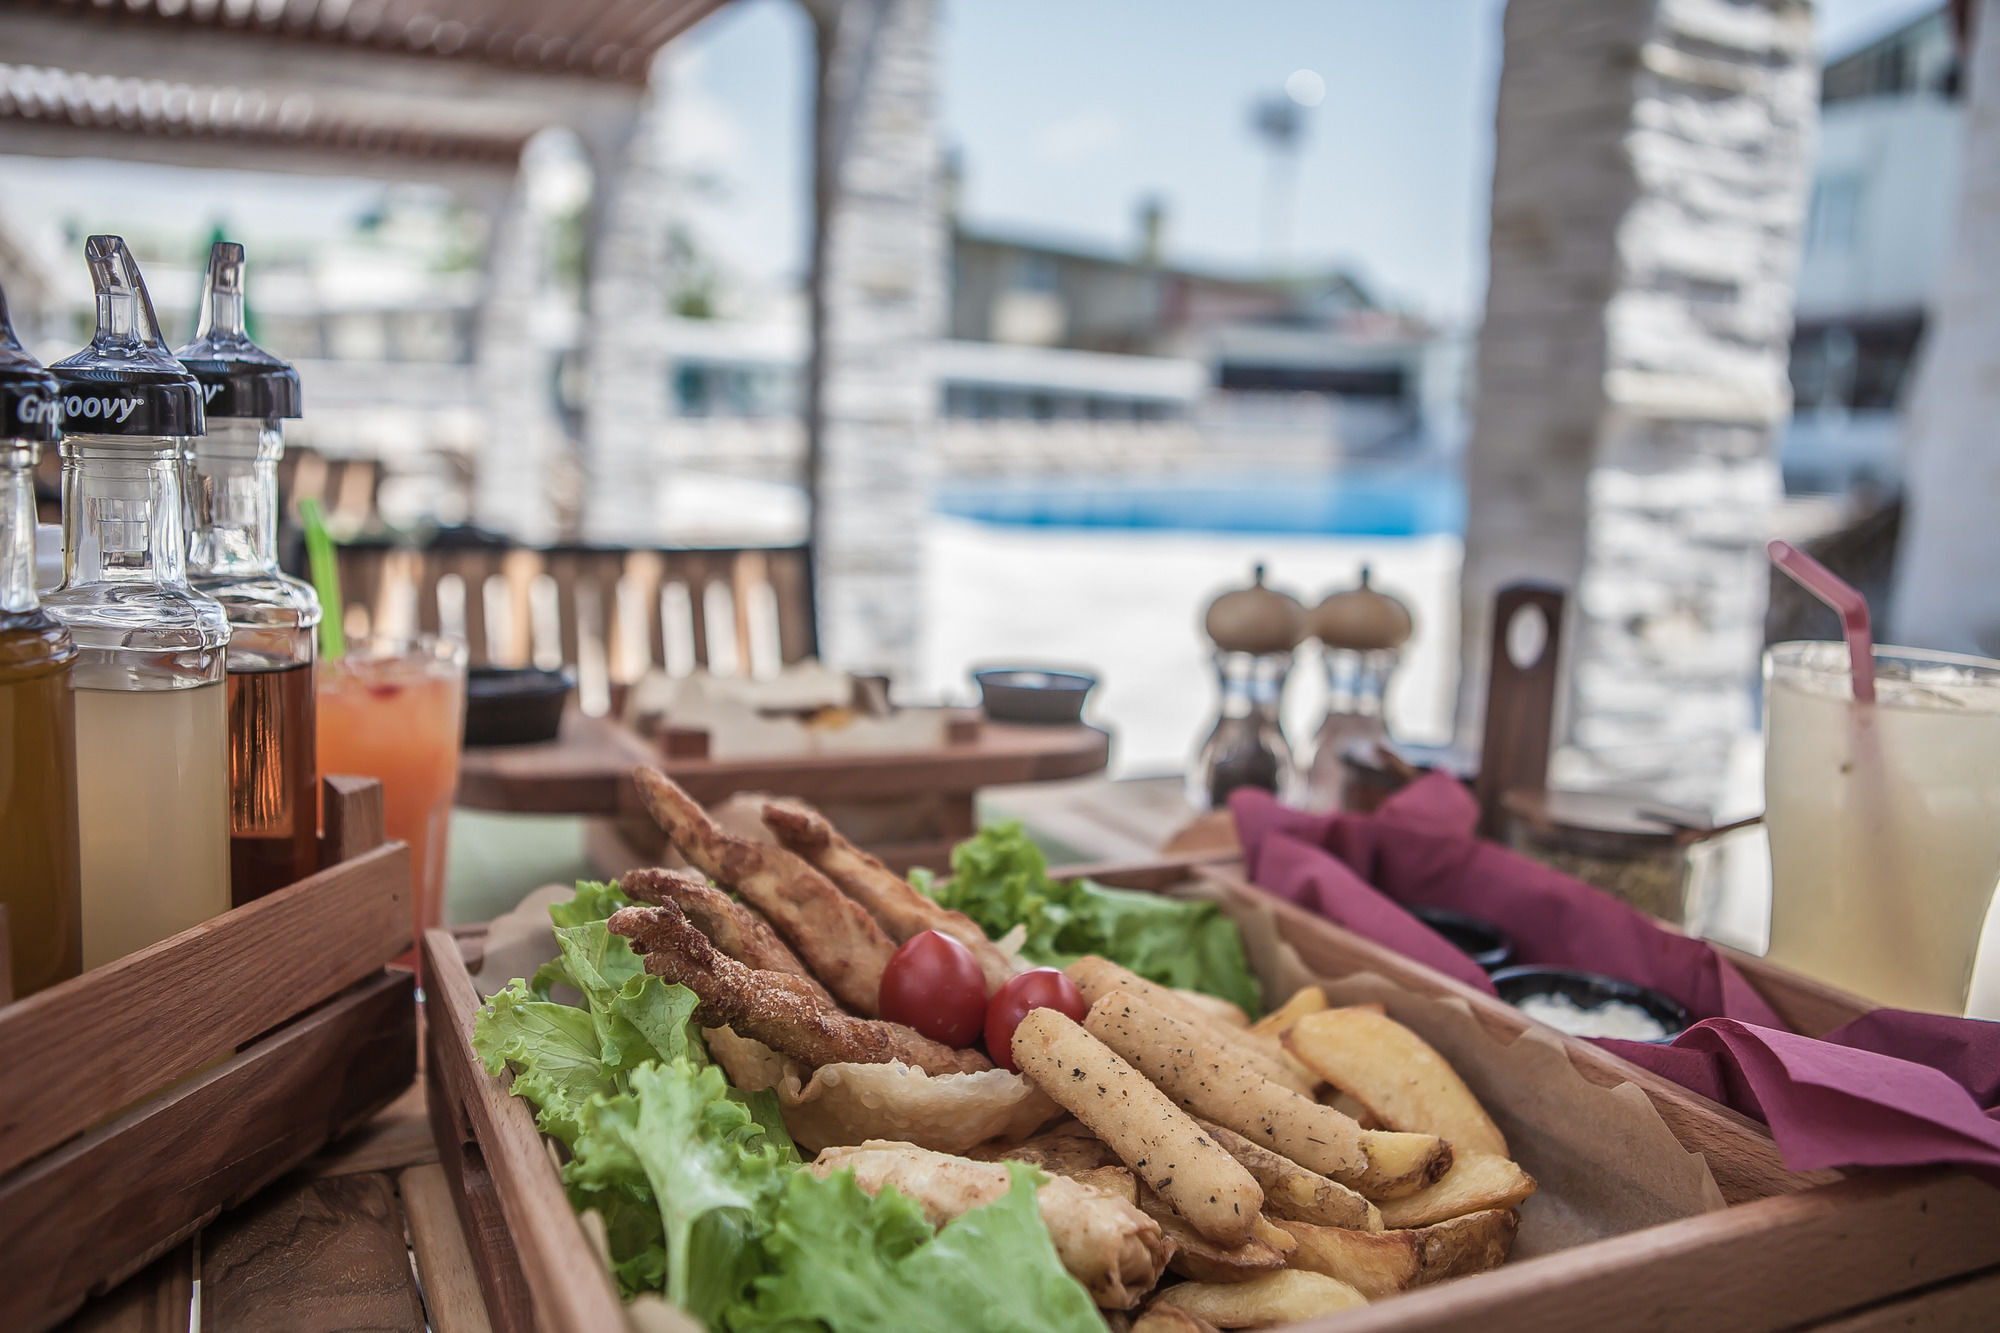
1193 1119 1380 1231
621 867 835 1004
1067 956 1315 1097
1084 993 1450 1198
633 768 896 1015
762 800 1020 993
1011 1007 1263 1247
607 903 989 1076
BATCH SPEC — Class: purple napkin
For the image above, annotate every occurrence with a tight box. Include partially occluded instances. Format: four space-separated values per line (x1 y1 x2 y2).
1231 776 1784 1027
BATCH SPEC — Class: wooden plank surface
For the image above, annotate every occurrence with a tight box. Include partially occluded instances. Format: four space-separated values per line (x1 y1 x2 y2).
0 839 410 1177
401 1163 497 1333
309 1080 439 1179
1805 1263 2000 1331
427 1058 535 1333
457 709 1110 814
423 928 627 1333
201 1172 424 1333
60 1244 193 1333
1 972 416 1333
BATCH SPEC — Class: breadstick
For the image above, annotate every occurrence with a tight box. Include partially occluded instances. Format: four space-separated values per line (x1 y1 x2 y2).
1067 956 1315 1097
1011 1007 1263 1247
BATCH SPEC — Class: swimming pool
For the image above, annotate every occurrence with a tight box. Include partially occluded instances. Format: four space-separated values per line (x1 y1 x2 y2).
931 468 1466 538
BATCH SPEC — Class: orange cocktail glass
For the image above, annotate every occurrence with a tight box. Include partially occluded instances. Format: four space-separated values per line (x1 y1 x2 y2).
317 634 468 966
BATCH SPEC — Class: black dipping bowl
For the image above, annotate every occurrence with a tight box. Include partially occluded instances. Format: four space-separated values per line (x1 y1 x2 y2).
1489 965 1691 1043
973 668 1097 725
463 666 574 747
1411 906 1515 971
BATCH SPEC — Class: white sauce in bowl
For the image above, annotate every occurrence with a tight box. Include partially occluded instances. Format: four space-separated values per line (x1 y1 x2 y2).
1514 992 1669 1040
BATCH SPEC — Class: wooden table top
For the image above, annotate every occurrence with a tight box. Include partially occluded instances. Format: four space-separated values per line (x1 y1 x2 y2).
456 709 1112 815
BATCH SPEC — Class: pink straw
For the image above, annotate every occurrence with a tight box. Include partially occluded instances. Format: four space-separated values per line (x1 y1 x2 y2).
1768 540 1875 704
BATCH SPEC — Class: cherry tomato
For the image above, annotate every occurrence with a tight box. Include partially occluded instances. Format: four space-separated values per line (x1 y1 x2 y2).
878 930 989 1047
984 967 1088 1072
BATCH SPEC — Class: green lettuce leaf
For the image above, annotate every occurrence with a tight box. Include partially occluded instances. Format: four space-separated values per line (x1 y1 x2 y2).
550 878 633 927
471 978 612 1148
728 1163 1101 1333
924 822 1263 1015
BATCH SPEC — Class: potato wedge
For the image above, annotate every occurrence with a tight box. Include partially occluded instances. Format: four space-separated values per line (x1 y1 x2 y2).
1154 1271 1368 1327
1132 1307 1222 1333
1011 1007 1264 1247
1069 956 1315 1097
1325 1091 1379 1129
1246 985 1326 1040
1355 1130 1455 1201
1283 1209 1519 1299
1073 1165 1141 1204
1194 1118 1381 1232
1284 1008 1509 1158
1377 1153 1537 1229
1137 1189 1290 1284
969 1128 1122 1177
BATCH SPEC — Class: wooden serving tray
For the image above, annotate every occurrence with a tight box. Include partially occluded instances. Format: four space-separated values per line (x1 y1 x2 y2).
420 854 2000 1333
0 777 417 1333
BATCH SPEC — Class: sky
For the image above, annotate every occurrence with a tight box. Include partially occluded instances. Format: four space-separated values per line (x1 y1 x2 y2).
0 0 1952 332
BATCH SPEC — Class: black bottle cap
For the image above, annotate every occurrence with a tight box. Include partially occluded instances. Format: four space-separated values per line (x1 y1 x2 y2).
0 280 60 444
50 235 204 438
174 241 301 422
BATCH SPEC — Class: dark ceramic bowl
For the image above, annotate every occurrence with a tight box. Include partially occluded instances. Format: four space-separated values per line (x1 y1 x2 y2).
973 668 1097 725
1411 906 1515 971
1489 965 1691 1043
463 666 574 747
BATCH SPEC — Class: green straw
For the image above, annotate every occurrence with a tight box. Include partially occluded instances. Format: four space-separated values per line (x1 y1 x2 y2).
299 497 347 662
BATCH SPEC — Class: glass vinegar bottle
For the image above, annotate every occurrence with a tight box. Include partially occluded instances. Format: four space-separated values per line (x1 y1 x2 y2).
179 242 320 903
44 236 232 968
0 282 83 996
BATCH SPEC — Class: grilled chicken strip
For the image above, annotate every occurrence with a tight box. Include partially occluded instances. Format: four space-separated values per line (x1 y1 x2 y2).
607 903 990 1076
813 1140 1172 1309
633 768 896 1016
760 800 1020 993
621 866 835 1005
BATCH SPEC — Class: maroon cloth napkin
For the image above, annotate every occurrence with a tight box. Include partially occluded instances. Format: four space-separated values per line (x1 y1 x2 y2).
1601 1016 2000 1180
1230 775 1784 1027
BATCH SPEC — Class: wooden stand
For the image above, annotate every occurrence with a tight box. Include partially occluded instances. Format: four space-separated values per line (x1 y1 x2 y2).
0 777 417 1333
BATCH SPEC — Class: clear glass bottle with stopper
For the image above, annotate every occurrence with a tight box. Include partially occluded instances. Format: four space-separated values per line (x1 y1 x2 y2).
1304 565 1413 811
44 236 232 968
1188 562 1305 811
0 281 83 996
178 241 320 904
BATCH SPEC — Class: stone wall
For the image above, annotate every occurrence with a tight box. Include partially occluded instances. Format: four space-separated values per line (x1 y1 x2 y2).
805 0 945 681
1461 0 1816 805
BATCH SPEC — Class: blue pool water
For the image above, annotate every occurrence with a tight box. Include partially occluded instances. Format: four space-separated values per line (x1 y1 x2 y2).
932 468 1466 538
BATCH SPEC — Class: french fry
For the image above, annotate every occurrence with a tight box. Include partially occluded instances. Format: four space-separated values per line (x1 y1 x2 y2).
1085 991 1450 1196
1377 1153 1537 1229
1194 1119 1381 1232
1283 1209 1519 1299
1069 957 1315 1097
1246 985 1326 1040
1285 1008 1510 1158
1010 1007 1264 1247
1131 1306 1222 1333
1137 1188 1289 1284
1154 1271 1368 1327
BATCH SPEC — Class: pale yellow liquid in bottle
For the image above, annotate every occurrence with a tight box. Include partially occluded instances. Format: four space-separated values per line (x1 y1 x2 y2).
76 681 231 968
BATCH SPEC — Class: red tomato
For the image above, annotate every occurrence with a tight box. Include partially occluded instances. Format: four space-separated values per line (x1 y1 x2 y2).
878 930 989 1047
984 967 1088 1072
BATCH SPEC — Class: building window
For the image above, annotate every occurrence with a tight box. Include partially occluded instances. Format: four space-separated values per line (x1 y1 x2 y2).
1013 253 1060 293
1807 173 1863 253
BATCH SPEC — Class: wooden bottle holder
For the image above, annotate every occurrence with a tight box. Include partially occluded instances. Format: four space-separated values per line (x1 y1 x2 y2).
0 776 417 1333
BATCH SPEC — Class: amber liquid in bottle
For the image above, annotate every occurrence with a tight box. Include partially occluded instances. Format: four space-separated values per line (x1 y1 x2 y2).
0 608 82 996
226 658 317 901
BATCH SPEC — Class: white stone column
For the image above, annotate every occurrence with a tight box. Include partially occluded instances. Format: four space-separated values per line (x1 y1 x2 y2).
1460 0 1817 804
470 172 560 544
1891 0 2000 657
803 0 944 681
577 93 670 546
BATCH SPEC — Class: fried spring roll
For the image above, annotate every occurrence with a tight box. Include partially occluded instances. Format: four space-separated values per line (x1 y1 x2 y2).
622 867 835 1004
607 903 989 1076
813 1141 1171 1309
762 800 1019 993
1010 1007 1263 1248
633 768 896 1015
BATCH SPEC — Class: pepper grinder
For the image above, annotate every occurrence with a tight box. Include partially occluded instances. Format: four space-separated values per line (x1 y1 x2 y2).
1188 562 1305 811
1305 565 1413 811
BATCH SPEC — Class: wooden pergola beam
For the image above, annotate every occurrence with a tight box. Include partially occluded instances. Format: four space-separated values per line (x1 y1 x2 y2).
0 119 519 188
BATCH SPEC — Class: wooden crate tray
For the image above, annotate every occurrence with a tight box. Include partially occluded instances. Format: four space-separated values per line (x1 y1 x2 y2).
0 777 418 1333
423 855 2000 1333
